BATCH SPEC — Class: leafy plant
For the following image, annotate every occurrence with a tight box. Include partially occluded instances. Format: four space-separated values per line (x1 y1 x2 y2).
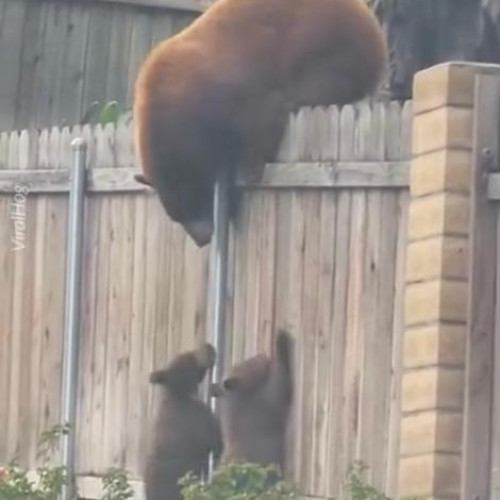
345 461 419 500
80 101 131 127
0 423 70 500
37 424 71 458
180 462 298 500
345 461 391 500
101 468 134 500
0 425 135 500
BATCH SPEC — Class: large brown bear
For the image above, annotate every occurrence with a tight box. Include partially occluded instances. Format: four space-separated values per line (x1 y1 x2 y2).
144 343 223 500
210 330 294 475
133 0 388 247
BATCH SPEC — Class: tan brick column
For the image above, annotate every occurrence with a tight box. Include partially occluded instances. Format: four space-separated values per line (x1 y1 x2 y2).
398 62 478 500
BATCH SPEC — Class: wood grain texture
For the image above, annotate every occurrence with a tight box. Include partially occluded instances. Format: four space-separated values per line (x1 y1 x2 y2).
462 73 500 500
492 211 500 499
84 0 204 13
0 101 410 497
0 0 198 133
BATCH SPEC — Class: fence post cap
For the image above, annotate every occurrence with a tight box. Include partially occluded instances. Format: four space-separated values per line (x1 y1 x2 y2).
71 137 87 150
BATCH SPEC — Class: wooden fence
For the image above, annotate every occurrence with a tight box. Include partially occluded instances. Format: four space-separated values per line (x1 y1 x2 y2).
0 0 199 132
0 100 412 499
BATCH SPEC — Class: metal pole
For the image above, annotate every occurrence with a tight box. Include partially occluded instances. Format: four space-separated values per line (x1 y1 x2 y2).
60 138 87 500
207 168 230 477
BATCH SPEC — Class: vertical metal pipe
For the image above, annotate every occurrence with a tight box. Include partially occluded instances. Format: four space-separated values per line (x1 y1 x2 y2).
207 169 230 477
60 138 87 500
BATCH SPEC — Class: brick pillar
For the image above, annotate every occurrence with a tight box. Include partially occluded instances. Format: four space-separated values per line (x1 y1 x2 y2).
398 62 480 500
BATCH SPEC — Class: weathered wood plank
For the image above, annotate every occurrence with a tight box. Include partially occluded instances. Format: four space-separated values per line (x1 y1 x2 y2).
15 194 37 467
356 190 381 477
14 1 44 130
58 2 91 127
286 190 306 483
124 194 147 474
179 232 208 352
105 8 134 105
126 11 153 106
299 192 321 494
82 0 204 13
156 209 174 373
81 5 113 117
324 190 351 498
141 194 166 462
229 192 253 362
384 190 408 497
0 169 71 193
0 161 410 193
0 0 26 131
373 193 400 491
87 195 112 473
102 193 135 467
245 161 409 188
491 210 500 499
6 129 25 461
35 197 67 442
242 192 262 356
462 73 500 500
401 101 413 160
0 132 9 168
255 192 277 353
340 190 366 499
36 2 70 127
384 101 403 161
164 223 185 365
272 190 295 480
272 191 293 336
309 191 336 497
25 131 51 467
0 194 16 461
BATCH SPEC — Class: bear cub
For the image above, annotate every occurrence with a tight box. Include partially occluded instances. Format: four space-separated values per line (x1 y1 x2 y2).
210 330 294 476
144 343 223 500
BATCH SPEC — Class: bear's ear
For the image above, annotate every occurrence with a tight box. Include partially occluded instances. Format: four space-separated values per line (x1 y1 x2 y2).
149 369 168 385
222 376 240 392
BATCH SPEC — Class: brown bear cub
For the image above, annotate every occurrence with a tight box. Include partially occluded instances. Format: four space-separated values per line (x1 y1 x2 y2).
210 330 294 476
133 0 387 247
144 343 223 500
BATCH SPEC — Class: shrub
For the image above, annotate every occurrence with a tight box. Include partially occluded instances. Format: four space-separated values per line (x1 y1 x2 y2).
101 468 134 500
0 424 70 500
180 460 416 500
0 425 134 500
180 462 298 500
345 461 392 500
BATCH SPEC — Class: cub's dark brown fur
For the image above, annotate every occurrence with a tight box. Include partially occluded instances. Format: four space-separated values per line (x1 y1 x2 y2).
133 0 387 247
144 344 223 500
210 331 293 475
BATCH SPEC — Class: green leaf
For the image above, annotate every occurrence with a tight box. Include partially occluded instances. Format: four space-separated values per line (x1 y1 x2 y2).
98 101 120 126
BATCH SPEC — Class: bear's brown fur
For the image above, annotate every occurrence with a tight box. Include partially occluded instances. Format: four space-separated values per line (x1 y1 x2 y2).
210 330 294 475
133 0 387 247
144 343 223 500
